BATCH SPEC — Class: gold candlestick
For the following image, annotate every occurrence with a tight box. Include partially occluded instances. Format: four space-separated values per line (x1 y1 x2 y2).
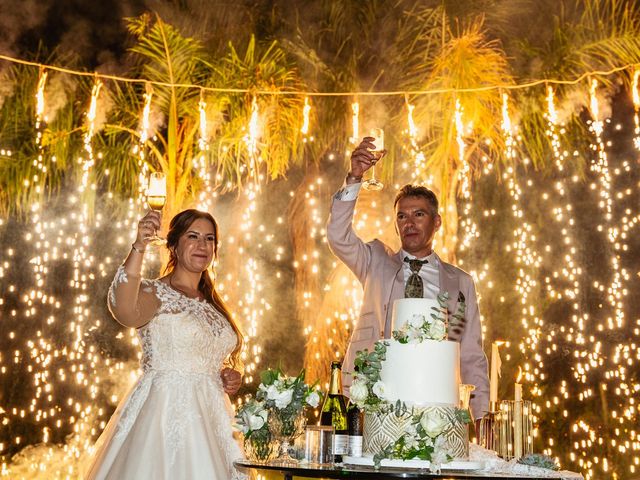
478 409 499 452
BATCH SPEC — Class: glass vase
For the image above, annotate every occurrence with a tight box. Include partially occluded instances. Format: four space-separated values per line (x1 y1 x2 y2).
268 412 307 465
244 435 279 463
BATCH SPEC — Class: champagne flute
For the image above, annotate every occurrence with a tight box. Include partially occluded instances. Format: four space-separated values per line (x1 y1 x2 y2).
146 172 167 246
362 128 384 191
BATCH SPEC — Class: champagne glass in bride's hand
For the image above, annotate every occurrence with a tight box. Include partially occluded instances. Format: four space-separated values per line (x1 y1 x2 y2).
146 172 167 246
362 128 384 191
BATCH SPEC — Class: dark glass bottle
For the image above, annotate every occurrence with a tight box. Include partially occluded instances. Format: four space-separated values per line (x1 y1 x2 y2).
320 361 349 462
347 403 364 457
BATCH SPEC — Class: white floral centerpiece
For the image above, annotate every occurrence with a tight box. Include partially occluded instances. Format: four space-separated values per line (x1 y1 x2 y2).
256 367 320 422
254 367 320 463
236 398 269 438
236 368 320 463
349 292 471 471
235 398 277 462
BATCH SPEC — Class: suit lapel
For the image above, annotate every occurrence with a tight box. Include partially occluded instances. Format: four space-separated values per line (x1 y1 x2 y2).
382 252 405 333
436 254 462 340
437 254 458 299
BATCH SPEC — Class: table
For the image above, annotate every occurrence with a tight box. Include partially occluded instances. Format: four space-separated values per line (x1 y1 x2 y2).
234 460 566 480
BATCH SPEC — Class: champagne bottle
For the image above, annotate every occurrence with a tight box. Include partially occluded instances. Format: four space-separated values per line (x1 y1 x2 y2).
320 361 349 462
347 403 364 457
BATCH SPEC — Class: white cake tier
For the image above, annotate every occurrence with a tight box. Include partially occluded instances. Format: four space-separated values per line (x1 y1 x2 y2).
391 298 442 332
379 339 461 406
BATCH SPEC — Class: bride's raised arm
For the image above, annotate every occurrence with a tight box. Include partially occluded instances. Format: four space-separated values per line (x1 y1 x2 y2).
107 211 161 328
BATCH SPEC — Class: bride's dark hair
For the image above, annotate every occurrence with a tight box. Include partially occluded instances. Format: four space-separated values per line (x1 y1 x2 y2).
163 209 243 369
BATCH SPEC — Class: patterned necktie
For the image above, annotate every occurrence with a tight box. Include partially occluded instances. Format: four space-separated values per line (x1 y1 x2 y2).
404 257 427 298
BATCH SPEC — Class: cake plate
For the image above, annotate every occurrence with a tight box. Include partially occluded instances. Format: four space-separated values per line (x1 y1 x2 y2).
343 456 484 471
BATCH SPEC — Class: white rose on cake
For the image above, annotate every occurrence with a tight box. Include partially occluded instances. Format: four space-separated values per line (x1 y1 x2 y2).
420 411 449 438
429 318 447 340
406 327 422 344
349 379 369 405
408 313 425 328
372 380 387 400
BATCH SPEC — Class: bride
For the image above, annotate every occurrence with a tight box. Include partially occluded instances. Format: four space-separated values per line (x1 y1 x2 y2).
85 209 245 479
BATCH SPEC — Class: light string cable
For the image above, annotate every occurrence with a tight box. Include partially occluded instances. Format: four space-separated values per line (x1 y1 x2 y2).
0 54 638 96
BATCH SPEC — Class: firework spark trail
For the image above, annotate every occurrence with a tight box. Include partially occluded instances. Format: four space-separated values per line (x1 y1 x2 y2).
500 92 541 359
632 70 640 151
404 100 428 185
589 80 625 330
455 99 478 259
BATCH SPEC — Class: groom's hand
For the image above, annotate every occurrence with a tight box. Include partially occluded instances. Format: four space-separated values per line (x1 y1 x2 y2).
348 137 386 183
221 367 242 395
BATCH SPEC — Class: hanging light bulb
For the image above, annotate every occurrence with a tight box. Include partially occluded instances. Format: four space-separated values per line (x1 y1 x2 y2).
301 96 311 136
350 100 359 144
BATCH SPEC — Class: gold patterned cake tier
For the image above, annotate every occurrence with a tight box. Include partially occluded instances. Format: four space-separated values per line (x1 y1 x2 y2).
363 405 469 459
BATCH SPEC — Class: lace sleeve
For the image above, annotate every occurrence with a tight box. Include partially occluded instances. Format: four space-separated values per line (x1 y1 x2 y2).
107 265 159 328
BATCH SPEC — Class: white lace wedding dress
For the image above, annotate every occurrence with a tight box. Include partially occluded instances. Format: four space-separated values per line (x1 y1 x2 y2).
84 267 245 479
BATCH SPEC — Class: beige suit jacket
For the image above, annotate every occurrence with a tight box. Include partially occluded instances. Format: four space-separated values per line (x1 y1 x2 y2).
327 195 490 419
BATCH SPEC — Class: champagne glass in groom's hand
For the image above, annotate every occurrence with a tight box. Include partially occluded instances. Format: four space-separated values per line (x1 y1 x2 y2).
348 134 386 187
362 128 384 191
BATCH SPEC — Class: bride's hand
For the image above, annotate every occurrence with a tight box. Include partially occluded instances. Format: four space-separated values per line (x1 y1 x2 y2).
221 367 242 395
134 210 161 250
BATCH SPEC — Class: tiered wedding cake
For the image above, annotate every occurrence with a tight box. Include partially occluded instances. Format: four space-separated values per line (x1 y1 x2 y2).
346 296 471 468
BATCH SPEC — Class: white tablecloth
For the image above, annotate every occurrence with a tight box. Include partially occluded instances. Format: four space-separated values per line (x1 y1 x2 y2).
469 444 583 479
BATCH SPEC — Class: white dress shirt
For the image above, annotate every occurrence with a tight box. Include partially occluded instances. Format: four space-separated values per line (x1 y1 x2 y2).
334 181 362 201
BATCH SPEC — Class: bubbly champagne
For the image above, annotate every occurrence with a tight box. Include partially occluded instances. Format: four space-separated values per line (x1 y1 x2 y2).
147 195 166 211
320 361 349 462
362 128 384 191
369 127 384 159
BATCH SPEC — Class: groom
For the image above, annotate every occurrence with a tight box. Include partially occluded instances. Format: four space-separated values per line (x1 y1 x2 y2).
326 137 489 422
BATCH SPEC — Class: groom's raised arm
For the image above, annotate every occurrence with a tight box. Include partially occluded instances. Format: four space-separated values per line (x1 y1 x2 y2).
326 184 372 285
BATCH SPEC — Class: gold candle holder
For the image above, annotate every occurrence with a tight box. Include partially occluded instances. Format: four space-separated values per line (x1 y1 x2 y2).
496 400 534 460
477 408 499 452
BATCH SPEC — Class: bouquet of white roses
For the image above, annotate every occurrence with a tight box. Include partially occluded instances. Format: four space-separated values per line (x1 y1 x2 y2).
235 397 279 461
255 367 320 434
235 398 270 442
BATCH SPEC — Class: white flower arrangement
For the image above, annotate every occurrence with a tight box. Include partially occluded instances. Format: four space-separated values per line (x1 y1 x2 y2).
255 367 319 423
392 292 459 344
234 398 270 441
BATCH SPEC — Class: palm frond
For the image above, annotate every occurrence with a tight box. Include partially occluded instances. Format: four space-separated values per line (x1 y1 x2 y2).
415 19 514 197
211 36 306 186
126 14 209 116
0 65 82 217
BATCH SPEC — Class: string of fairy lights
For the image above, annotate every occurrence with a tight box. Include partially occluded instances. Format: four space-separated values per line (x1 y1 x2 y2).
0 53 639 479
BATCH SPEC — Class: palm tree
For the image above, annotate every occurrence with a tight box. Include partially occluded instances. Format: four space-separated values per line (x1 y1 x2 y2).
97 15 306 228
